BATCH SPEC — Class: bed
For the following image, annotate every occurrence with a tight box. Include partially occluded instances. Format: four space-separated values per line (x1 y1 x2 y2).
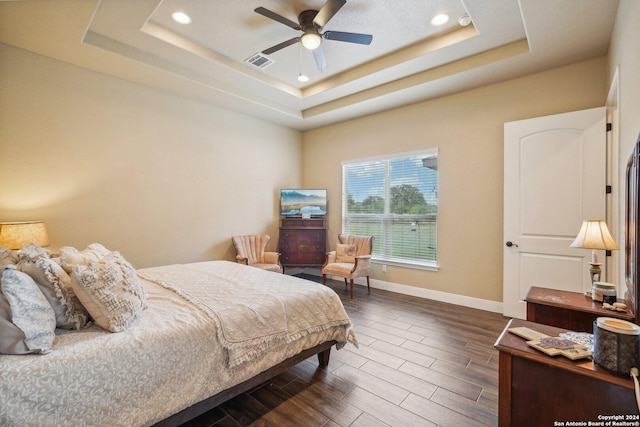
0 249 356 427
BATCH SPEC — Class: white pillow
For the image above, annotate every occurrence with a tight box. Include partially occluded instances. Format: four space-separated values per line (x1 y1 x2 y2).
0 266 56 354
0 246 18 269
17 243 89 330
59 243 111 274
336 244 357 263
70 251 146 333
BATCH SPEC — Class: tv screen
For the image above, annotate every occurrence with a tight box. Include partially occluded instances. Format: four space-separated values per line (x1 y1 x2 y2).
280 189 327 216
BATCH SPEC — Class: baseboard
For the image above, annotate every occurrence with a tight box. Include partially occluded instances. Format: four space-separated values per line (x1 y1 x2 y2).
293 268 503 314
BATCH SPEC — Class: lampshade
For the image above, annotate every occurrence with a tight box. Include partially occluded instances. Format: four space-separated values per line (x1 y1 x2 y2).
570 219 619 250
301 31 322 50
0 221 50 250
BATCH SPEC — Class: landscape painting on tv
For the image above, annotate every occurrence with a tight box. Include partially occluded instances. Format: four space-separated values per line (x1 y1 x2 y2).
280 189 327 216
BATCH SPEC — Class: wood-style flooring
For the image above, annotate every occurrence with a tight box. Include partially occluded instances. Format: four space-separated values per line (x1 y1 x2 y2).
180 274 510 427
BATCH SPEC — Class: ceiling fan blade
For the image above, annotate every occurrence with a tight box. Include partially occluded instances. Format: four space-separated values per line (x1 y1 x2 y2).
313 45 328 71
313 0 346 28
323 31 372 45
261 37 300 55
254 7 301 30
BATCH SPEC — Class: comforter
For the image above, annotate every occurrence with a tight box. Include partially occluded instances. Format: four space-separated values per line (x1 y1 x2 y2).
0 261 355 427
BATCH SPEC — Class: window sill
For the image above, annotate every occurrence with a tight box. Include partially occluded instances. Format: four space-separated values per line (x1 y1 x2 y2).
371 258 439 272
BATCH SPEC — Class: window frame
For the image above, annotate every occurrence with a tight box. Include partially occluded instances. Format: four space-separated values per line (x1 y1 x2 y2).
341 149 439 271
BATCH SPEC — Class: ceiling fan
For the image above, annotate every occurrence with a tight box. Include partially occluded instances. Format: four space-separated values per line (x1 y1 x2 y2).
254 0 373 71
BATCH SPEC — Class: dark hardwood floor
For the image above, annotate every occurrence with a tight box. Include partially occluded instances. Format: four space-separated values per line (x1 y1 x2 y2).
180 274 510 427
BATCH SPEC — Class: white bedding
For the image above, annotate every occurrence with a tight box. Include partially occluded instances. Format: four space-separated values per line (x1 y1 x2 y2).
0 261 355 427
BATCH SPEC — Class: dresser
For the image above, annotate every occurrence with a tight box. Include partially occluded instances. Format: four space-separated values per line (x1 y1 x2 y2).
279 218 326 272
495 319 639 426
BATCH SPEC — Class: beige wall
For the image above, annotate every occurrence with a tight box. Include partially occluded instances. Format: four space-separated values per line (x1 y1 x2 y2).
303 57 608 302
5 6 636 305
0 44 302 268
608 0 640 289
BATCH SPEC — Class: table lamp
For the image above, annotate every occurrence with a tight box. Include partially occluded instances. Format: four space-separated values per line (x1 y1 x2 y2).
570 219 618 284
0 221 50 250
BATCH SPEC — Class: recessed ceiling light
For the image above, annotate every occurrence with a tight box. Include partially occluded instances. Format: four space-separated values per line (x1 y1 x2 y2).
430 13 450 27
172 11 192 25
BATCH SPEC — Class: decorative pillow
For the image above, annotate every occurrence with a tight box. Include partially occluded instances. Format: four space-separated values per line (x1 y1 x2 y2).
336 244 357 263
58 243 111 274
0 266 56 354
70 251 146 333
0 246 18 269
17 243 89 330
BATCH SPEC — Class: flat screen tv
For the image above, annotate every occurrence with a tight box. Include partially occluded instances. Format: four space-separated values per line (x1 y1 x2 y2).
625 132 640 325
280 189 327 217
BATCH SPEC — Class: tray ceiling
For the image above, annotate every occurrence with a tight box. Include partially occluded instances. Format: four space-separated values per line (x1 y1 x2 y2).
0 0 619 130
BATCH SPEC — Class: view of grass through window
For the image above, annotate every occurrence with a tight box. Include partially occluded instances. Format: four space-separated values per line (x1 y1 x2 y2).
342 151 438 267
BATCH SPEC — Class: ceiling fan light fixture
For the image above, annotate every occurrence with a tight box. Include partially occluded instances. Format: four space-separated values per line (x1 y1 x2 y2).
301 31 322 50
254 2 372 72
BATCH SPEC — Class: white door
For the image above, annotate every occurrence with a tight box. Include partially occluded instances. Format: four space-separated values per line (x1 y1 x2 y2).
503 107 607 319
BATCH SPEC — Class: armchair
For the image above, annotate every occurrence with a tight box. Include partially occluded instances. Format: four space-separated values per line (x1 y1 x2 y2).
322 234 374 298
231 234 283 273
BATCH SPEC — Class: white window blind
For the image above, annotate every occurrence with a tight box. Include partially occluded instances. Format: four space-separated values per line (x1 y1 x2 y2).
342 151 438 267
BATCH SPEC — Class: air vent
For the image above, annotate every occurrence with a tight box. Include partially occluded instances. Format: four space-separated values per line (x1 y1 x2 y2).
245 53 274 69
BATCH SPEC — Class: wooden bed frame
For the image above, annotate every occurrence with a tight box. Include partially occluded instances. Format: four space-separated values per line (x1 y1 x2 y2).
153 340 337 426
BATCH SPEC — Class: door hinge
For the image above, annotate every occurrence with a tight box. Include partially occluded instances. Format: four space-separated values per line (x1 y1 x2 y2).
607 123 613 132
606 185 612 194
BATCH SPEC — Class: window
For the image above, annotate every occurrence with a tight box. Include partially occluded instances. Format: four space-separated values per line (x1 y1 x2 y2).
342 150 438 268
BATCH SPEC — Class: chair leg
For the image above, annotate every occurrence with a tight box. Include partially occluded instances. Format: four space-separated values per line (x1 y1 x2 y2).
322 274 326 285
350 279 354 299
344 278 348 287
366 276 370 293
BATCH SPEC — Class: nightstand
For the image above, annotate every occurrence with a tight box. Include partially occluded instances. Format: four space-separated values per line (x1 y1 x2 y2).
525 286 634 332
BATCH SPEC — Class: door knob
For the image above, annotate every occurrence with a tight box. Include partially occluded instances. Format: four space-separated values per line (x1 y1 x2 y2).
506 241 518 247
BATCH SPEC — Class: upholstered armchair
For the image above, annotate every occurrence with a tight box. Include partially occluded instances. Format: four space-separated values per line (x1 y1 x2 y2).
232 234 283 273
322 234 374 298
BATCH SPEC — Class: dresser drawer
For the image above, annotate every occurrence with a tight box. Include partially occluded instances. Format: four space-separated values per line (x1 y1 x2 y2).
281 234 324 249
279 226 326 268
281 251 325 265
